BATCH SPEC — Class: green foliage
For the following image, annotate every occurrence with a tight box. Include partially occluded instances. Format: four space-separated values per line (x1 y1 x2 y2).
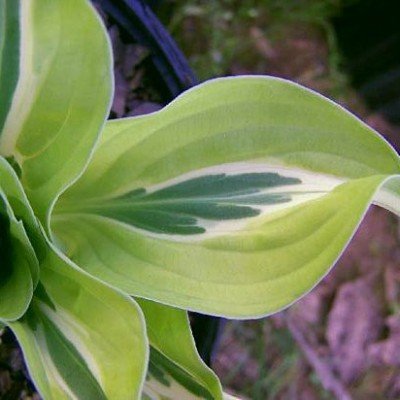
0 0 399 399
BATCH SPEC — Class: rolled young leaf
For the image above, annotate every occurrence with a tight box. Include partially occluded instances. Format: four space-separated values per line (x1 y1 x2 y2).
0 0 113 225
8 245 148 400
0 156 45 265
0 190 36 320
137 299 223 400
53 76 400 318
0 157 38 321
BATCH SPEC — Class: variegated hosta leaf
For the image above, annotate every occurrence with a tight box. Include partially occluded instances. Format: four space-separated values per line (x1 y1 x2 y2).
137 299 222 400
8 246 148 400
0 158 38 321
53 76 400 318
0 0 112 226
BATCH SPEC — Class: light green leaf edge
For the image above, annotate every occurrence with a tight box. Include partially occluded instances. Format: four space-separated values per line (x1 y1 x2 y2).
373 176 400 216
0 0 113 226
53 77 400 318
223 395 241 400
138 299 223 400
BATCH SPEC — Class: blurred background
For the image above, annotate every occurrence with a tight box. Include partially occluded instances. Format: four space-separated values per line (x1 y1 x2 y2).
1 1 400 399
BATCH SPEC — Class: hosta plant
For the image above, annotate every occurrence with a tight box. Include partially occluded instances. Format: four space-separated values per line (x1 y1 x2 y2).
0 0 399 399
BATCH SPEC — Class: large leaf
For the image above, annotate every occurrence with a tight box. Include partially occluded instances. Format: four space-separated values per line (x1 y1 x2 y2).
53 77 400 318
137 299 222 400
0 0 113 225
8 246 148 400
0 157 38 321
